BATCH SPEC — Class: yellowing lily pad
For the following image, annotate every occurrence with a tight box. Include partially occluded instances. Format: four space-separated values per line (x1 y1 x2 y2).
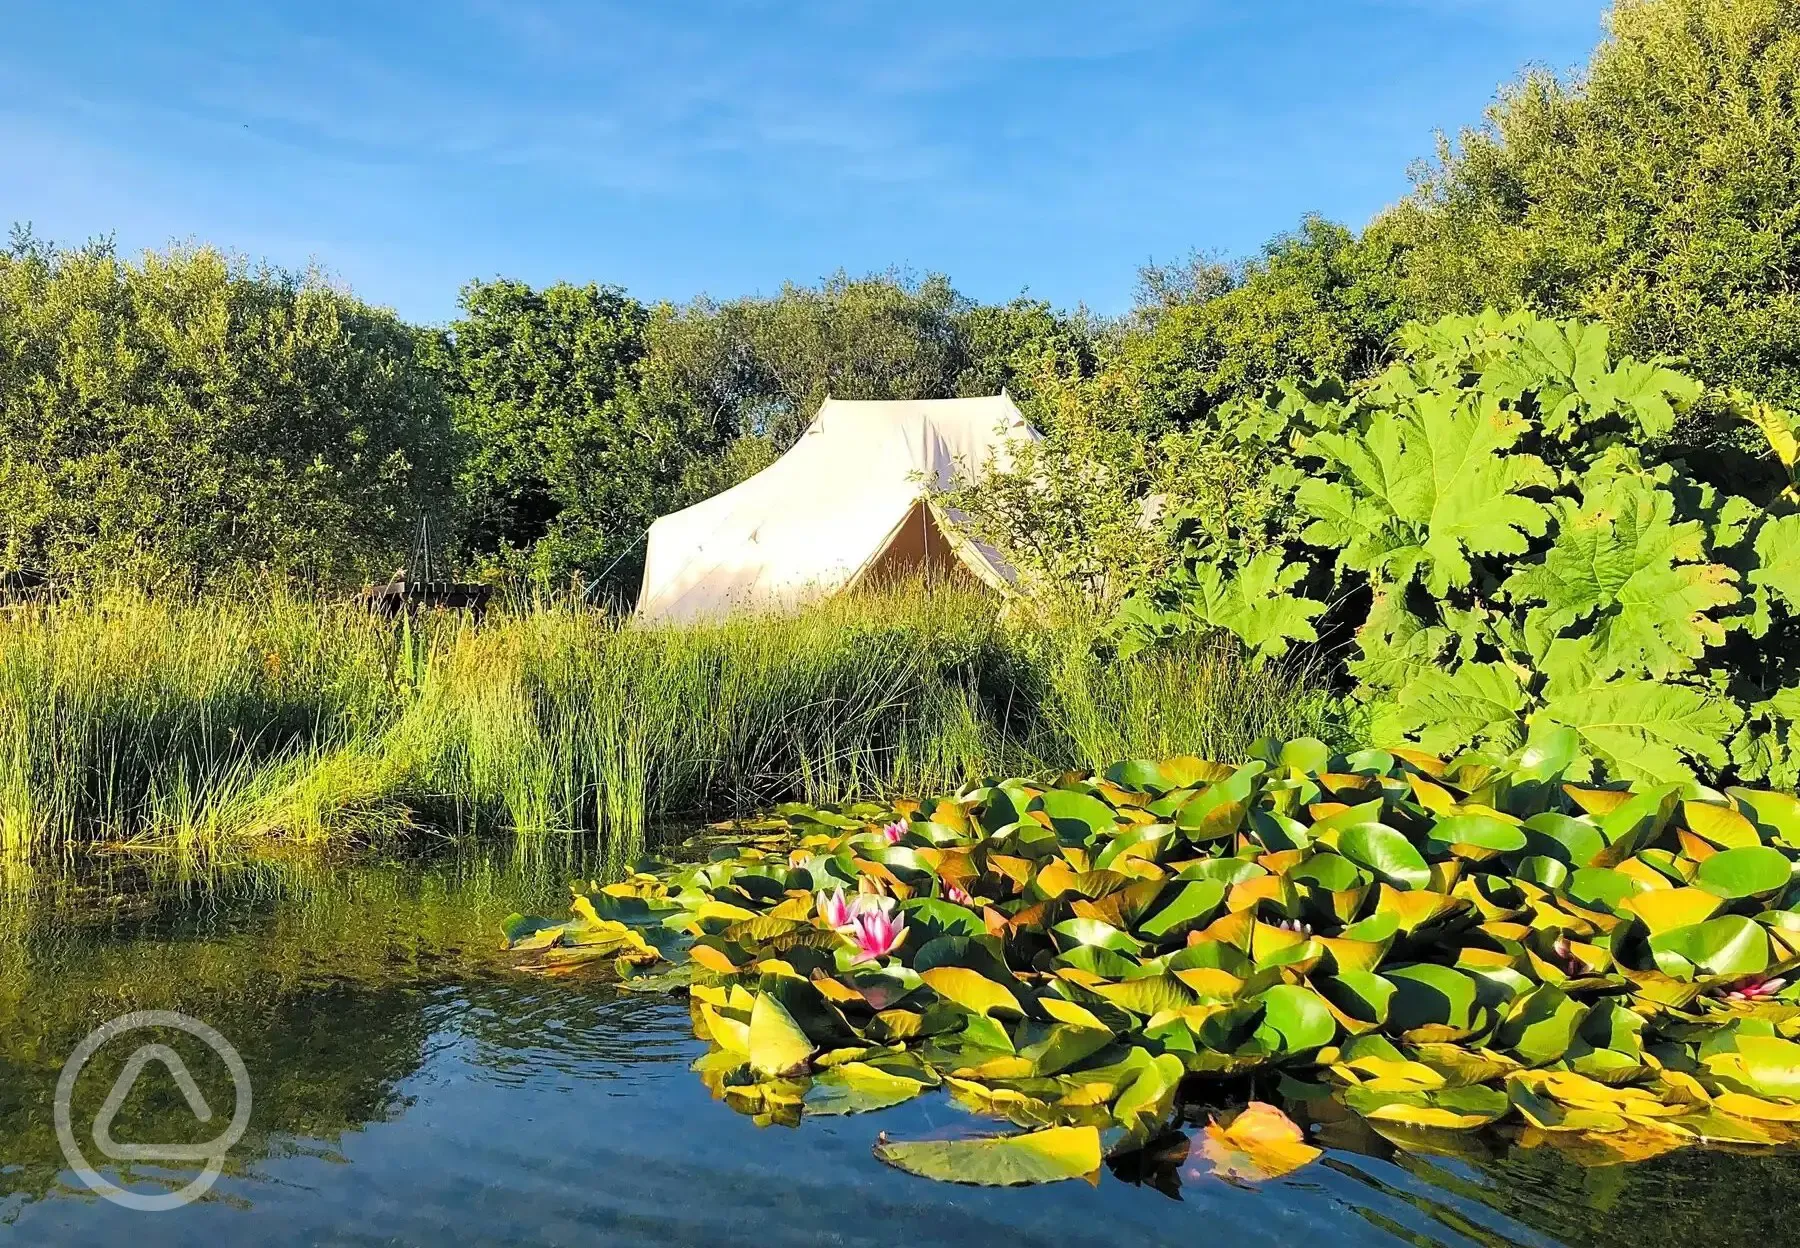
873 1125 1103 1186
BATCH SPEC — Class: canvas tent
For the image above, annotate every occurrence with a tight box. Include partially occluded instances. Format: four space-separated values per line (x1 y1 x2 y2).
636 395 1038 623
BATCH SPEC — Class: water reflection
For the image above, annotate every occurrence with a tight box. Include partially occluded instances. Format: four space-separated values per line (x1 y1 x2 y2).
4 840 1800 1247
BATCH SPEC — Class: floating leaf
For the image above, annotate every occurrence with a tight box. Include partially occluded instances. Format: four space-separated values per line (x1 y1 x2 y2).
1695 846 1793 900
748 991 815 1077
920 966 1025 1018
1034 790 1119 841
1195 1102 1323 1182
804 1063 931 1116
1649 916 1771 978
1256 985 1338 1055
1338 824 1432 890
873 1126 1103 1186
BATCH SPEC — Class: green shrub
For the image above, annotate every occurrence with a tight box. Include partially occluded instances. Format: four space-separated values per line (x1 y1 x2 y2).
1122 309 1800 787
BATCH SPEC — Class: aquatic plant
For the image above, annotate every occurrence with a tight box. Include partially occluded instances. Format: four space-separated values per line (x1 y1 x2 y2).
507 732 1800 1186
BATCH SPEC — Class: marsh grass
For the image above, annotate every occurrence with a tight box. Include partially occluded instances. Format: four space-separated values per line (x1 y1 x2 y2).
0 584 1332 860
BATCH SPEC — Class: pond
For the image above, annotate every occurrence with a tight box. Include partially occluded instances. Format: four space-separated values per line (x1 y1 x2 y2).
2 839 1797 1248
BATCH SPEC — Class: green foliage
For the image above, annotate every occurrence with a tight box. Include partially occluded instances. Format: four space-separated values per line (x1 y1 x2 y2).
641 271 1084 453
1300 391 1554 597
447 277 734 588
1117 217 1412 434
0 231 455 586
1379 0 1800 429
1120 308 1800 786
508 738 1800 1180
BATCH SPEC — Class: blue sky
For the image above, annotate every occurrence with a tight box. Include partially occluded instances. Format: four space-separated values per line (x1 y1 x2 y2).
1 1 1612 325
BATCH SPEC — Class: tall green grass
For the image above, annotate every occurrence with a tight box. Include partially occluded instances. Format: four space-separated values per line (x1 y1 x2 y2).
0 585 1332 860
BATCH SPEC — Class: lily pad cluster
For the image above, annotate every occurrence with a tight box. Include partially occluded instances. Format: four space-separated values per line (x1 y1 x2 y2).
505 734 1800 1185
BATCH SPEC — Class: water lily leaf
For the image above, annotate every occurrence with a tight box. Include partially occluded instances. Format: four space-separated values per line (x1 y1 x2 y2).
1506 1075 1626 1133
1018 1025 1115 1076
920 966 1025 1018
1275 737 1333 773
1683 801 1763 850
1092 822 1174 871
1039 995 1111 1031
902 898 990 942
1177 796 1249 842
1334 1055 1444 1090
1649 915 1771 978
503 914 567 950
1386 964 1482 1033
1111 1052 1187 1144
1522 813 1606 867
1429 814 1527 854
1255 985 1338 1054
1287 852 1364 892
1339 824 1432 890
1091 975 1198 1017
1035 860 1130 901
1621 887 1725 935
1567 867 1641 910
1729 787 1800 842
873 1126 1103 1186
1178 858 1268 887
1137 880 1228 939
1713 1091 1800 1122
1034 790 1119 842
1105 760 1172 794
1593 785 1681 867
1052 917 1145 953
803 1062 931 1115
1316 972 1396 1030
1494 984 1588 1066
1703 1035 1800 1100
748 991 815 1077
1343 1084 1510 1129
1696 846 1793 899
1196 1102 1323 1182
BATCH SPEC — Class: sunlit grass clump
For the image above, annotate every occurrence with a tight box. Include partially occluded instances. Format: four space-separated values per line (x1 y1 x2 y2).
0 585 1327 859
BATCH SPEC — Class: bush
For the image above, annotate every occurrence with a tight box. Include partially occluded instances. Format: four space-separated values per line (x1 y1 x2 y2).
0 232 454 587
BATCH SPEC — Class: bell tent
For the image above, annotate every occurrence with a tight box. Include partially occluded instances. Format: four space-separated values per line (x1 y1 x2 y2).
635 394 1038 623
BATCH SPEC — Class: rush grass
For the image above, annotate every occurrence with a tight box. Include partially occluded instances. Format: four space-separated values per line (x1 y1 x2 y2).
0 586 1330 858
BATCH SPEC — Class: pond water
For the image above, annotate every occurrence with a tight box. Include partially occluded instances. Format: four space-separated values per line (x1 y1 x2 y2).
3 839 1798 1248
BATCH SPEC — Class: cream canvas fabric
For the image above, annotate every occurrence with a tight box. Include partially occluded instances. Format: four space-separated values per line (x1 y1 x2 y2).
636 394 1038 623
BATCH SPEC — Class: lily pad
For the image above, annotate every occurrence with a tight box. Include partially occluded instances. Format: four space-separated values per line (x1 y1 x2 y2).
872 1125 1103 1186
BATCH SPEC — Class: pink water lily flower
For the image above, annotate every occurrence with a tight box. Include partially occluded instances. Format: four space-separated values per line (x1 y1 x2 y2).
844 900 907 963
816 887 854 929
945 883 973 906
880 820 907 844
1720 975 1788 1003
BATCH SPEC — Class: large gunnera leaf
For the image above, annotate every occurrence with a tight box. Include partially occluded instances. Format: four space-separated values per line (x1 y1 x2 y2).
1172 551 1326 662
1370 662 1529 757
1540 680 1742 783
1751 514 1800 614
1504 481 1738 681
1299 391 1552 596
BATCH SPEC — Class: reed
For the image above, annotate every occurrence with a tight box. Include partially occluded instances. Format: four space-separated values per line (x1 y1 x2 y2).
0 584 1333 860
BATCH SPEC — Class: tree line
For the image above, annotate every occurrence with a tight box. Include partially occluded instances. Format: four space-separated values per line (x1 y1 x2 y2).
2 0 1796 595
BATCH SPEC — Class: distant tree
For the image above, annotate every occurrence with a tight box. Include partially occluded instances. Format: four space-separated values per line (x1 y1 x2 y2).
639 272 1091 451
0 230 454 587
1380 0 1800 425
1110 216 1413 437
447 277 730 589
